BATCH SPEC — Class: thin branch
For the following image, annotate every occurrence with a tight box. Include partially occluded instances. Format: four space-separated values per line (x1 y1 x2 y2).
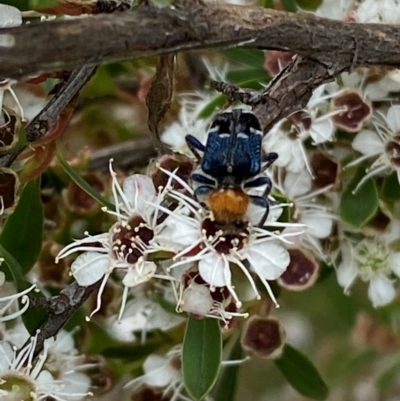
88 137 157 171
0 64 96 168
0 4 400 80
212 56 335 132
25 280 102 359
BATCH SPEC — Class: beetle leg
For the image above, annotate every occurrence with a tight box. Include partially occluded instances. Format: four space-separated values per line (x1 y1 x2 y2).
185 134 206 161
249 195 270 227
260 152 278 173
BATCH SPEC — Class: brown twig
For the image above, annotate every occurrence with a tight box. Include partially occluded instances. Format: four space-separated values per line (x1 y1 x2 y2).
0 4 399 80
87 137 157 171
212 56 336 133
25 280 102 359
0 64 97 168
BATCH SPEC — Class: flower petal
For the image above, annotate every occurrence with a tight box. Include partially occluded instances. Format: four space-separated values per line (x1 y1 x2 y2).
143 355 175 387
310 117 335 144
0 5 22 28
368 275 396 307
71 252 109 286
352 130 383 156
122 261 157 287
336 262 358 292
199 253 230 287
284 170 312 198
302 214 333 239
386 105 400 134
123 174 156 217
246 242 290 280
390 252 400 277
181 284 213 316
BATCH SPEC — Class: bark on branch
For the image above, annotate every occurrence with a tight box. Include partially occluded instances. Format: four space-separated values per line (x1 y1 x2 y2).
1 3 400 80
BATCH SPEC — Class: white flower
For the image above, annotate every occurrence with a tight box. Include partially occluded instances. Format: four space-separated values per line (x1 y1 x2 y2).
56 161 176 320
263 85 339 175
162 60 230 155
354 0 400 24
327 71 400 104
104 283 184 343
315 0 355 20
336 222 400 307
3 84 47 124
175 265 249 326
348 105 400 192
125 346 186 400
278 170 336 260
126 345 247 400
155 169 302 307
162 106 210 156
0 334 92 400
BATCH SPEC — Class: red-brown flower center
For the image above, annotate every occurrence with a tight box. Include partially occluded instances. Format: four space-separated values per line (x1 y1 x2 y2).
111 216 154 264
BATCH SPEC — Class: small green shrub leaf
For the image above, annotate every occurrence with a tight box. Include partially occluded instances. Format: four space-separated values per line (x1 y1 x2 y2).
182 317 222 401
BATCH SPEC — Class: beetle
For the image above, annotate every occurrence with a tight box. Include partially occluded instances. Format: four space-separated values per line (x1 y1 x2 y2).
185 109 278 226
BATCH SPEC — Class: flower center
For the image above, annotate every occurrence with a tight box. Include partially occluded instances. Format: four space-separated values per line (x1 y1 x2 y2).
354 240 391 279
0 374 36 401
111 216 154 264
201 217 249 254
281 111 312 140
331 90 372 132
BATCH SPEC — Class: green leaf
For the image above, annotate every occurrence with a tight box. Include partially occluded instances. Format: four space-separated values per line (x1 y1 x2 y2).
275 344 329 401
376 359 400 395
152 294 182 316
380 172 400 202
0 176 44 276
263 0 274 8
102 342 163 359
213 335 242 401
197 94 227 119
56 143 115 211
0 0 30 10
220 49 266 69
281 0 297 11
227 68 271 85
182 317 222 401
0 244 48 334
0 244 28 292
29 0 57 7
340 166 379 227
296 0 323 10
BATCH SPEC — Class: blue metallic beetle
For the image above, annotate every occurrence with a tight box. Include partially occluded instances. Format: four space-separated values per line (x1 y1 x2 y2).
185 109 278 226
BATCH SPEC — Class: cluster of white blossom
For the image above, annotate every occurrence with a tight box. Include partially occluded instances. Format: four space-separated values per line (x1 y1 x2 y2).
3 0 400 399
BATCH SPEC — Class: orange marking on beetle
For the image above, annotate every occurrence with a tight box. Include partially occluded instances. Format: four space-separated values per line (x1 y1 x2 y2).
206 189 250 224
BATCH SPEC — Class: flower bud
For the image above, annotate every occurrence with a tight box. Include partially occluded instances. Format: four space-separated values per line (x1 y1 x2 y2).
37 241 70 287
0 167 19 215
84 355 114 395
278 248 319 291
63 172 104 216
352 312 398 353
148 154 194 193
241 316 286 359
